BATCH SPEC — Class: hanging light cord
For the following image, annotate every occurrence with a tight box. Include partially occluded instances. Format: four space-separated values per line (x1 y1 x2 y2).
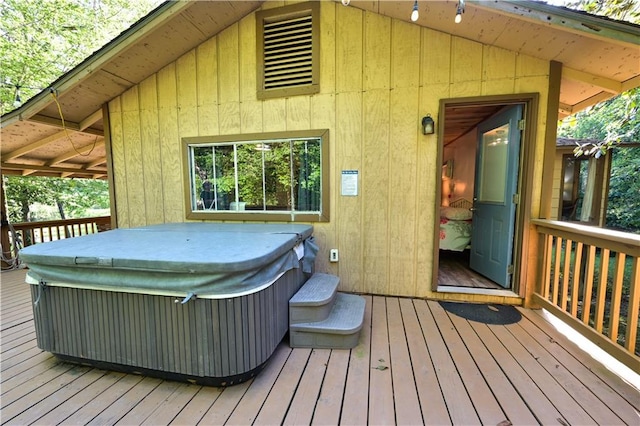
50 89 97 157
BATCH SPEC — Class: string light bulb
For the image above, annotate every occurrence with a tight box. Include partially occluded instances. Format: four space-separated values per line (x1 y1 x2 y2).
411 0 419 22
455 0 465 24
341 0 350 5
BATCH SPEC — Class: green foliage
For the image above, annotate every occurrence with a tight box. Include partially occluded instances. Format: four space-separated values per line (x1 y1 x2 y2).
607 148 640 232
562 0 640 22
558 88 640 158
1 0 161 113
4 176 109 222
557 88 640 232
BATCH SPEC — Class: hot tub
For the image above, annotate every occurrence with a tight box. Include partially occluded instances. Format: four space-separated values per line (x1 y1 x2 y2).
20 223 316 386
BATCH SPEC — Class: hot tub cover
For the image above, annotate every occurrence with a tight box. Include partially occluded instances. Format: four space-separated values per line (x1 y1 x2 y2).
21 223 316 299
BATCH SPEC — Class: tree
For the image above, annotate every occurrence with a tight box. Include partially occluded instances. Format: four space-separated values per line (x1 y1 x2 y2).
3 176 109 223
1 0 161 113
1 0 160 223
562 0 640 22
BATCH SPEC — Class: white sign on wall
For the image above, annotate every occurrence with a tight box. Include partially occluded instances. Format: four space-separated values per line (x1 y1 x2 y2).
341 170 358 196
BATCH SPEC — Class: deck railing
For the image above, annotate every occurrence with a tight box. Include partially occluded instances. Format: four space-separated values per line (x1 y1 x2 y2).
532 219 639 372
10 216 111 249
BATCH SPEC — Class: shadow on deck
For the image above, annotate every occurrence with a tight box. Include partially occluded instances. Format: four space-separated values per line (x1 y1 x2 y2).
1 268 638 425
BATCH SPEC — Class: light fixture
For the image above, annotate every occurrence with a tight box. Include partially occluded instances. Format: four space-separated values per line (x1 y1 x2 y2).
422 114 435 135
341 0 350 5
455 0 465 24
411 0 419 22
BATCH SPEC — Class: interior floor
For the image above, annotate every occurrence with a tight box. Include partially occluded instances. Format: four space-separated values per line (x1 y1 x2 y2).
438 250 505 290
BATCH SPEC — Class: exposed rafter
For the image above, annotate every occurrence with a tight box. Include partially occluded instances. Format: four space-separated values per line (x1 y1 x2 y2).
2 130 70 161
1 162 108 178
28 114 103 136
562 67 622 94
47 140 105 166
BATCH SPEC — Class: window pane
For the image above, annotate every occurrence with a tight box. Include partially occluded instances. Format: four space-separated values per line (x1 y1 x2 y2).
213 145 235 210
192 146 213 210
236 144 264 210
293 138 321 211
264 142 292 210
478 124 509 204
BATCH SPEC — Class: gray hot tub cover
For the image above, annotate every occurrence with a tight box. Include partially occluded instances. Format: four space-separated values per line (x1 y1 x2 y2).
21 223 316 299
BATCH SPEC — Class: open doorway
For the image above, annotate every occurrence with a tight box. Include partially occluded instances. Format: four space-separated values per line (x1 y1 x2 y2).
433 95 538 294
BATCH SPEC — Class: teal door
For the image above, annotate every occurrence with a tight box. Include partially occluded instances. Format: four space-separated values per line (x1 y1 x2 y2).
469 105 523 288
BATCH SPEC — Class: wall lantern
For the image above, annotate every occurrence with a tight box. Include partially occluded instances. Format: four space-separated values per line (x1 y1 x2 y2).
422 114 435 135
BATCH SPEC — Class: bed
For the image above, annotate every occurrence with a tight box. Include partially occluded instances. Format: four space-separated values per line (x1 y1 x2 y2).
439 199 473 251
20 223 317 386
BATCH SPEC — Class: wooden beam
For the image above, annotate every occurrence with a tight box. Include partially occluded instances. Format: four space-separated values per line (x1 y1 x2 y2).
1 130 70 161
622 74 640 92
1 162 107 177
558 102 573 116
28 115 103 136
47 139 105 166
562 67 622 94
540 61 562 219
570 91 616 114
87 157 107 168
78 109 103 130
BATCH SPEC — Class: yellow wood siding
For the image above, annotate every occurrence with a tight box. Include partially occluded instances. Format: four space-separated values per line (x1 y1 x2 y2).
108 1 551 298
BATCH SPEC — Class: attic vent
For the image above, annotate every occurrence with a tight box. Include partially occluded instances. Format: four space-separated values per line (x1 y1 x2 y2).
257 2 319 99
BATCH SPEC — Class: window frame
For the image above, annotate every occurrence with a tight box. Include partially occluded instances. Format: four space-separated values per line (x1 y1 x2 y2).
182 129 330 222
256 1 320 100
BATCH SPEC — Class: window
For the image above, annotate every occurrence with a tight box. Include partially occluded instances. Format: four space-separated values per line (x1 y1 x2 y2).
183 130 329 222
256 2 319 99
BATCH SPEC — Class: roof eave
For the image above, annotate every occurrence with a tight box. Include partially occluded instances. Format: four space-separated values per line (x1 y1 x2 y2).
469 0 640 48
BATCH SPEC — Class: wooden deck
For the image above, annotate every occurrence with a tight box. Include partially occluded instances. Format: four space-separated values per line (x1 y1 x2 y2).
1 268 638 425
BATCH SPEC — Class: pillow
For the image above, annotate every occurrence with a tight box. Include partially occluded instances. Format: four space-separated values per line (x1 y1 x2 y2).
441 206 472 221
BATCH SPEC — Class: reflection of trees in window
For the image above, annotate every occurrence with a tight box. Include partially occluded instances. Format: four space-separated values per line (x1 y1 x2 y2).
188 138 322 214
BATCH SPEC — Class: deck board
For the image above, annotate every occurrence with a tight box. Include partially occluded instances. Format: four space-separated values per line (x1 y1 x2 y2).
339 295 372 425
283 348 330 425
429 301 507 425
368 296 395 425
386 298 423 425
445 308 539 425
415 300 481 425
1 268 638 425
398 298 451 425
487 323 596 425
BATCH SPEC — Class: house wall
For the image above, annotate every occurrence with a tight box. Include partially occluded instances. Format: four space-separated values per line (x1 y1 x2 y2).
107 0 551 298
442 131 476 205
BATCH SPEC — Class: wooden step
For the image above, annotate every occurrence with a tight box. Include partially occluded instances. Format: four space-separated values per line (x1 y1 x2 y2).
289 273 339 324
289 293 366 349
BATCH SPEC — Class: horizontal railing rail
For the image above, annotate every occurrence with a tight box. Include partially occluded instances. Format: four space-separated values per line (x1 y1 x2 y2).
10 216 111 248
532 219 639 372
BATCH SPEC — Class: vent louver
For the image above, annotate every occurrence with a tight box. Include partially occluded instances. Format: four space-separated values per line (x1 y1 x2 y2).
263 15 313 90
257 2 319 99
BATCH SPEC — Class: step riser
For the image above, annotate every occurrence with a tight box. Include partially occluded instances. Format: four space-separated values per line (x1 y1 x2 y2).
290 301 335 324
289 330 361 349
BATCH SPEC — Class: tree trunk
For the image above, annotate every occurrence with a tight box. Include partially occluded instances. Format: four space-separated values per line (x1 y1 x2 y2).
20 201 32 246
56 200 72 238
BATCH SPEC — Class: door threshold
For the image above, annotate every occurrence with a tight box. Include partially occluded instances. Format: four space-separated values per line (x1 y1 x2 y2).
437 285 520 298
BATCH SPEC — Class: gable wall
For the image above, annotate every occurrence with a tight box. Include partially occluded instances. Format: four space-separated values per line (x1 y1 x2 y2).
108 0 551 298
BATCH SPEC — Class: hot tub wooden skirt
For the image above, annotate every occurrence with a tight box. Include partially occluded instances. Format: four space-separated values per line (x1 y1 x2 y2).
30 267 306 387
